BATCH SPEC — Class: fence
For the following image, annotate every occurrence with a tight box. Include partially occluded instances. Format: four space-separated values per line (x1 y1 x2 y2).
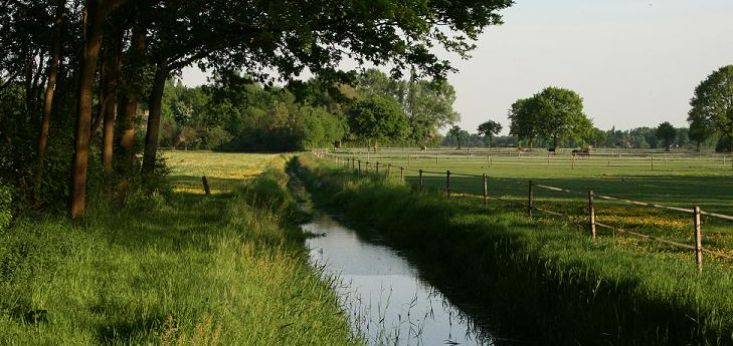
321 153 733 272
322 148 733 172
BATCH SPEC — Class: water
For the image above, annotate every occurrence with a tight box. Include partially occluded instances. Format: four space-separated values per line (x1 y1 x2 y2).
303 215 496 346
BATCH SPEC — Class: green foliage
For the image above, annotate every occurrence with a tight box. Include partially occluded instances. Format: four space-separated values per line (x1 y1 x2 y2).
446 125 470 148
536 87 593 148
688 65 733 152
508 97 542 148
655 122 677 150
356 69 460 145
477 120 502 146
347 96 410 146
509 88 593 149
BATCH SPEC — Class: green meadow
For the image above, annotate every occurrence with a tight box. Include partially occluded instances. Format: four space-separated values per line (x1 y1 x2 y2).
332 149 733 260
0 152 360 345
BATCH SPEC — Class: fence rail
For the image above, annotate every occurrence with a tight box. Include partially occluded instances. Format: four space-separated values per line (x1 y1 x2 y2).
320 152 733 272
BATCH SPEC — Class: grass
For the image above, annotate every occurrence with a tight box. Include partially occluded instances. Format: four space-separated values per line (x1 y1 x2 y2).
0 152 360 345
297 154 733 344
332 150 733 262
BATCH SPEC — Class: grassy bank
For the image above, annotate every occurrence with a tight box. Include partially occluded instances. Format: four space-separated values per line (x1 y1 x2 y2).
296 155 733 345
0 153 359 345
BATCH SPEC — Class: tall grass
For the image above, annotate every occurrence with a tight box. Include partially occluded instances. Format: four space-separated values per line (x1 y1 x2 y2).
296 155 733 345
0 153 360 345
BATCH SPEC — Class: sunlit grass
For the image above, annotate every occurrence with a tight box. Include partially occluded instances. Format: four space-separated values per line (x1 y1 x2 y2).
0 152 359 345
164 150 289 194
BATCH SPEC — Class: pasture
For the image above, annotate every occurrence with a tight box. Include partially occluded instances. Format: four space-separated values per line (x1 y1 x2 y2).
328 148 733 265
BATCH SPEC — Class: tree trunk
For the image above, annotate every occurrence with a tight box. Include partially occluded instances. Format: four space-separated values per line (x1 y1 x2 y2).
117 25 145 178
141 61 168 176
35 0 64 202
102 29 123 181
70 0 106 220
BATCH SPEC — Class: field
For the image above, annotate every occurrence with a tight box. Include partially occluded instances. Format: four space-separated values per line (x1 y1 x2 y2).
0 152 359 345
329 147 733 265
298 152 733 343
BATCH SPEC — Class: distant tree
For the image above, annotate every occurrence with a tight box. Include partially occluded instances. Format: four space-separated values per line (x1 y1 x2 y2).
688 65 733 152
348 96 409 150
688 119 712 151
656 122 676 151
508 98 540 149
588 127 608 148
477 120 502 147
446 126 470 149
356 69 460 145
535 87 592 149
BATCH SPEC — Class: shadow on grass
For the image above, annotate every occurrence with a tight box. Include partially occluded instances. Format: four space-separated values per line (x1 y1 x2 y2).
406 174 733 212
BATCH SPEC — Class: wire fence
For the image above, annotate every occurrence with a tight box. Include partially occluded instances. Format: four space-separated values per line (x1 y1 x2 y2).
317 151 733 272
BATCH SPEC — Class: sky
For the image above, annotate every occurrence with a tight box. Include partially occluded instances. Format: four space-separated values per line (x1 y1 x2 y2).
182 0 733 135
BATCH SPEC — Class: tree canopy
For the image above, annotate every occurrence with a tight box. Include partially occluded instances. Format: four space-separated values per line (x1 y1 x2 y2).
656 122 677 151
508 87 592 149
688 65 733 152
347 96 410 148
477 120 502 146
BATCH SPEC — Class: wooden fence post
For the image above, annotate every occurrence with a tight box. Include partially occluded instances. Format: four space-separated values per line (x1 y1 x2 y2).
446 170 451 198
651 156 654 171
358 160 362 176
528 180 534 217
400 167 404 181
588 190 596 240
387 163 391 178
572 155 575 170
419 169 424 190
482 173 488 206
202 176 211 196
694 206 703 273
376 162 380 175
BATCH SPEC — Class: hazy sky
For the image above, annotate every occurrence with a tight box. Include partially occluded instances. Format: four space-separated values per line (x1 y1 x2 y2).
182 0 733 134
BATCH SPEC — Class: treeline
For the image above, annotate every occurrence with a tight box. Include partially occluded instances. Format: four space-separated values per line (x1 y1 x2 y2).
444 67 733 152
442 125 705 150
156 69 461 152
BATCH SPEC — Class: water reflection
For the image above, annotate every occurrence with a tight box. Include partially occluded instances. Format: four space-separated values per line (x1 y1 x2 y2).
303 215 495 346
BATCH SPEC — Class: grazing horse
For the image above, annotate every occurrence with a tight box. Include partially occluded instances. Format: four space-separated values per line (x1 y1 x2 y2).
571 148 591 157
548 148 557 155
333 140 342 149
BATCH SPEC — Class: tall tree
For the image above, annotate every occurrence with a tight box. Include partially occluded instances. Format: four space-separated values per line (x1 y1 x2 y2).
477 120 502 147
688 65 733 153
508 98 540 149
347 95 409 150
688 118 711 152
35 0 65 201
70 0 127 219
535 87 592 149
447 125 469 149
655 122 676 151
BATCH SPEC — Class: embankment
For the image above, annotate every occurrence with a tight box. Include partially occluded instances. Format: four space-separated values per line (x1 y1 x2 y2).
294 155 733 345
